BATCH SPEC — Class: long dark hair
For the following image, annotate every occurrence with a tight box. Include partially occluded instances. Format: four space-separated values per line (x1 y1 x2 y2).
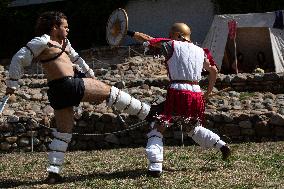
35 11 67 36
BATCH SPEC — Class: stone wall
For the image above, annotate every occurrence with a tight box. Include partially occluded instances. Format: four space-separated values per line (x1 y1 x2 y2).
1 107 284 152
1 57 284 152
213 72 284 93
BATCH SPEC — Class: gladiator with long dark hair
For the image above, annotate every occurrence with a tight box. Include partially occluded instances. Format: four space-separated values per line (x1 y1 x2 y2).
35 11 67 36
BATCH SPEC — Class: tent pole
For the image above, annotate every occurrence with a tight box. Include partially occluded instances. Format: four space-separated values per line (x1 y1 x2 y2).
234 36 238 74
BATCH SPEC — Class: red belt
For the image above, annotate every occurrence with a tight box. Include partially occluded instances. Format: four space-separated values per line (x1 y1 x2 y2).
171 80 199 85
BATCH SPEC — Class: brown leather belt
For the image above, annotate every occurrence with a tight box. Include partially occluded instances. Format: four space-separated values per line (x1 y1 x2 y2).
171 80 199 85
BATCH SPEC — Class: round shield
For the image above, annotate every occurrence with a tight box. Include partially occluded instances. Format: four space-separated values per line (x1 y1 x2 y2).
106 8 128 46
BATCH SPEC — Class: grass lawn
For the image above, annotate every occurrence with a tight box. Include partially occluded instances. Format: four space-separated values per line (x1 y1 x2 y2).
0 141 283 189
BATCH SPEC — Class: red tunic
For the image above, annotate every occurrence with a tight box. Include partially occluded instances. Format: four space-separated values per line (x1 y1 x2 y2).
147 38 216 126
160 88 205 125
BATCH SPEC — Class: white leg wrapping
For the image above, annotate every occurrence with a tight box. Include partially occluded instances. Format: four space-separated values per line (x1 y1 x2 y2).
188 125 226 149
47 131 72 174
107 86 150 120
145 129 163 172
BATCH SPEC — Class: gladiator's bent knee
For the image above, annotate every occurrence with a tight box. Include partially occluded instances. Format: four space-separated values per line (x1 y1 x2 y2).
47 130 72 174
107 86 150 120
145 129 163 172
188 124 226 149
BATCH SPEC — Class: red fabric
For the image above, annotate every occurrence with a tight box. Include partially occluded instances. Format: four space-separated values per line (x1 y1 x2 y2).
159 88 205 125
149 38 206 125
149 38 171 46
228 20 237 39
203 48 217 67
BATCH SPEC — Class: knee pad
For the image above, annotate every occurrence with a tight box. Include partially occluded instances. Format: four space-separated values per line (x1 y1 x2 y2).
107 86 150 120
47 130 72 174
189 125 226 149
145 129 163 172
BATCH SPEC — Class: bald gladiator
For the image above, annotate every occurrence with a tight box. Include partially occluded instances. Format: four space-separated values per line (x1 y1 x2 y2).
126 21 231 177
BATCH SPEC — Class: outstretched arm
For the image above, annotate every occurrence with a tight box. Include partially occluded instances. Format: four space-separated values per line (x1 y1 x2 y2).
128 31 153 42
127 30 166 48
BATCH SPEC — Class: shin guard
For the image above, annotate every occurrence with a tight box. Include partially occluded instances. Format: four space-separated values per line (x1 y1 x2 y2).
107 86 150 120
188 124 226 149
47 130 72 174
145 129 163 172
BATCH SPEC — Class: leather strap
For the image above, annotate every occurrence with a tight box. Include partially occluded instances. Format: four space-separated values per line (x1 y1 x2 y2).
40 40 68 63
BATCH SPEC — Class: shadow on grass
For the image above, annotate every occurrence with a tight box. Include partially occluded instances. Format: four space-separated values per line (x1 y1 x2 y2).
0 168 146 188
199 166 218 172
164 167 193 172
163 165 218 173
0 179 45 189
68 168 146 181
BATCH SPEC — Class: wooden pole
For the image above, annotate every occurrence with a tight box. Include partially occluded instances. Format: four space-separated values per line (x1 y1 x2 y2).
234 35 238 74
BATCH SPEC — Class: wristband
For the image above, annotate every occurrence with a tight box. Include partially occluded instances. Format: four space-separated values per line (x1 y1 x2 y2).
127 30 135 37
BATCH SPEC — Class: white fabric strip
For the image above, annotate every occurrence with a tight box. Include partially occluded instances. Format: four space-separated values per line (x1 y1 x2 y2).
52 131 72 144
169 83 201 92
48 151 65 166
106 86 119 107
136 101 150 120
49 139 69 152
114 90 132 111
124 98 143 115
71 57 95 78
47 131 72 174
7 34 50 89
188 125 226 149
147 129 163 139
47 165 60 174
107 86 150 120
149 163 162 173
167 41 204 81
146 129 163 172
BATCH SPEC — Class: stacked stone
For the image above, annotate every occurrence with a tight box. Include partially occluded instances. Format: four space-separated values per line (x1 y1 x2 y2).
1 56 284 152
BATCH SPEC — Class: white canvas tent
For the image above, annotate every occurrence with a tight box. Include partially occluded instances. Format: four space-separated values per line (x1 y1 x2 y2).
202 11 284 73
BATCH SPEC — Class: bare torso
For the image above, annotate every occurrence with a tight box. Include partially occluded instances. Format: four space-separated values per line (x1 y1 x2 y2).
37 40 74 81
37 39 111 105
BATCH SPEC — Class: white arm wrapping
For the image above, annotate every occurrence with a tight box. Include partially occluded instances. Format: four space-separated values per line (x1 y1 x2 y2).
6 34 50 89
67 40 95 78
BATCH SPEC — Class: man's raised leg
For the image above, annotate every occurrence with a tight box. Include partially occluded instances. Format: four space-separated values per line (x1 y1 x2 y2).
82 78 150 120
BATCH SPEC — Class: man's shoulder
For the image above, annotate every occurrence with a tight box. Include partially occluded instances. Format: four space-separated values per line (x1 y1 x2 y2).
28 34 50 46
191 43 205 53
25 34 51 56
